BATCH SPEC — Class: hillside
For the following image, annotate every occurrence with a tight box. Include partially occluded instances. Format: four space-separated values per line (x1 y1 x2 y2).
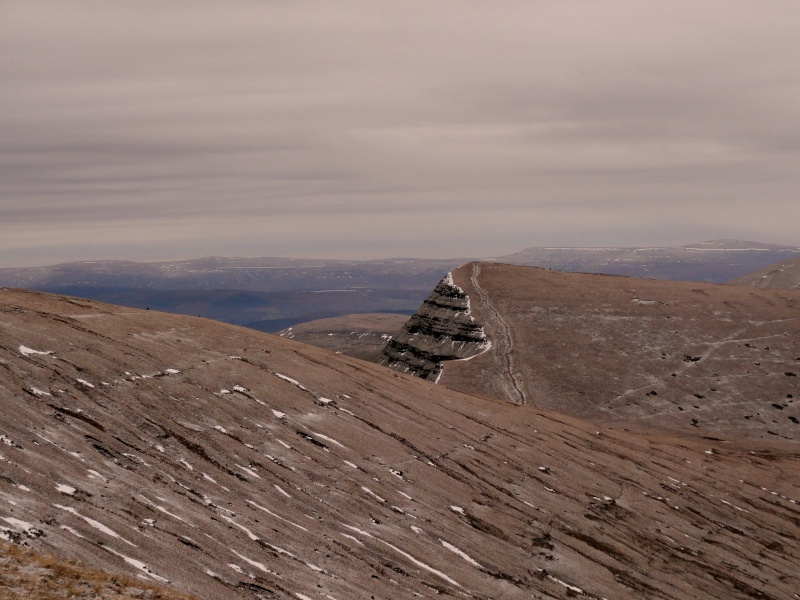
1 289 798 599
729 256 800 290
385 263 800 443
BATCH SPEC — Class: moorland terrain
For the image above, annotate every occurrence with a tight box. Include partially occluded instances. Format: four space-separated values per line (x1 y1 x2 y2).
384 262 800 444
1 287 798 599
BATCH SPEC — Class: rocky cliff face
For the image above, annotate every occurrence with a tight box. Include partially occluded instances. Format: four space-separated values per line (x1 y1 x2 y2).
378 272 490 380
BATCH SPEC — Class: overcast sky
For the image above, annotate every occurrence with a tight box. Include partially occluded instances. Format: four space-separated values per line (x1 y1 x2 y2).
2 1 799 267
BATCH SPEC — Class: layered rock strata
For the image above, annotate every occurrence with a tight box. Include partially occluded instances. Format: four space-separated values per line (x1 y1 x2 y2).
379 272 490 380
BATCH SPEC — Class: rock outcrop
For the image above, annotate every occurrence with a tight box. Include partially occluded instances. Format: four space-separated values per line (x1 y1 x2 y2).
379 272 490 380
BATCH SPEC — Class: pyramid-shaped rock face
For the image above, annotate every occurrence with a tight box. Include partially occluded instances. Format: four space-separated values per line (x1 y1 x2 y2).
1 289 799 599
378 273 491 380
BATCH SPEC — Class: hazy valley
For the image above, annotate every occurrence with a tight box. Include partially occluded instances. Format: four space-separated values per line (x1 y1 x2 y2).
1 240 797 336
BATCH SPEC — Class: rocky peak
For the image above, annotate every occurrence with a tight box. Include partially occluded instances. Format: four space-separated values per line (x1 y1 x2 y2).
378 272 491 381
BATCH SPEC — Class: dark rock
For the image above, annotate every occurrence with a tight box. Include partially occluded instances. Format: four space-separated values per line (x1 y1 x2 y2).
378 273 490 381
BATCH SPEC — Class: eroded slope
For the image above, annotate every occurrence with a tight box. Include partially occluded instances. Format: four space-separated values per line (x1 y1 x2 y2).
1 289 798 599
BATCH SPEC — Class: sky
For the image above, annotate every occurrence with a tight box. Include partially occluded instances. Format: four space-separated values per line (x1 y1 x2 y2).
2 1 799 267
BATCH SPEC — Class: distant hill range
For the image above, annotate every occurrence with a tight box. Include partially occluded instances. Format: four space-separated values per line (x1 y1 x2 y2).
728 256 800 290
1 240 797 332
0 257 466 332
498 239 800 282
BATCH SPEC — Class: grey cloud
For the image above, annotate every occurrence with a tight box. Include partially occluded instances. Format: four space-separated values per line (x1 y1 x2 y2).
1 1 799 266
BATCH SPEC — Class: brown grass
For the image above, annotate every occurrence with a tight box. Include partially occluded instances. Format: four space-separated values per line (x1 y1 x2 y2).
0 541 196 600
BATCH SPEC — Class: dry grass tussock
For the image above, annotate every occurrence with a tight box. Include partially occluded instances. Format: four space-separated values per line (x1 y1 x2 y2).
0 541 194 600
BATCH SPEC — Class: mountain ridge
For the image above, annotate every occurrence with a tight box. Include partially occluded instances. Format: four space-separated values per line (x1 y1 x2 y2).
383 262 800 443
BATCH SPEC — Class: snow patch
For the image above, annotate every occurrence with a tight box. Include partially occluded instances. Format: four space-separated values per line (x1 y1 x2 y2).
342 524 461 588
274 485 292 499
362 487 386 503
547 574 584 595
275 373 307 390
103 546 168 582
248 500 308 531
339 533 363 545
236 464 260 479
60 525 86 539
19 345 52 357
220 515 259 541
440 539 483 569
56 484 76 495
311 431 345 448
87 469 107 482
53 504 137 546
1 517 41 537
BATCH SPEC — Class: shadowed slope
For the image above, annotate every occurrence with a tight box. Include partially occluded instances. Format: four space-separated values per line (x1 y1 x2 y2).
440 263 800 443
1 289 799 599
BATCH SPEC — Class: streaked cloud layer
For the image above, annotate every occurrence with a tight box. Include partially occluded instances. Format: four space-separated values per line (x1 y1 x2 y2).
2 1 799 266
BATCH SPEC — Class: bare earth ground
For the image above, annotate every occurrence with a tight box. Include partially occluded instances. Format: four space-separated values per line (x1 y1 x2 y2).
0 288 798 599
443 263 800 444
277 313 409 360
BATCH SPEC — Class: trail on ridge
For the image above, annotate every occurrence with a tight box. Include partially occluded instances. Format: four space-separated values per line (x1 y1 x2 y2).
467 263 528 405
